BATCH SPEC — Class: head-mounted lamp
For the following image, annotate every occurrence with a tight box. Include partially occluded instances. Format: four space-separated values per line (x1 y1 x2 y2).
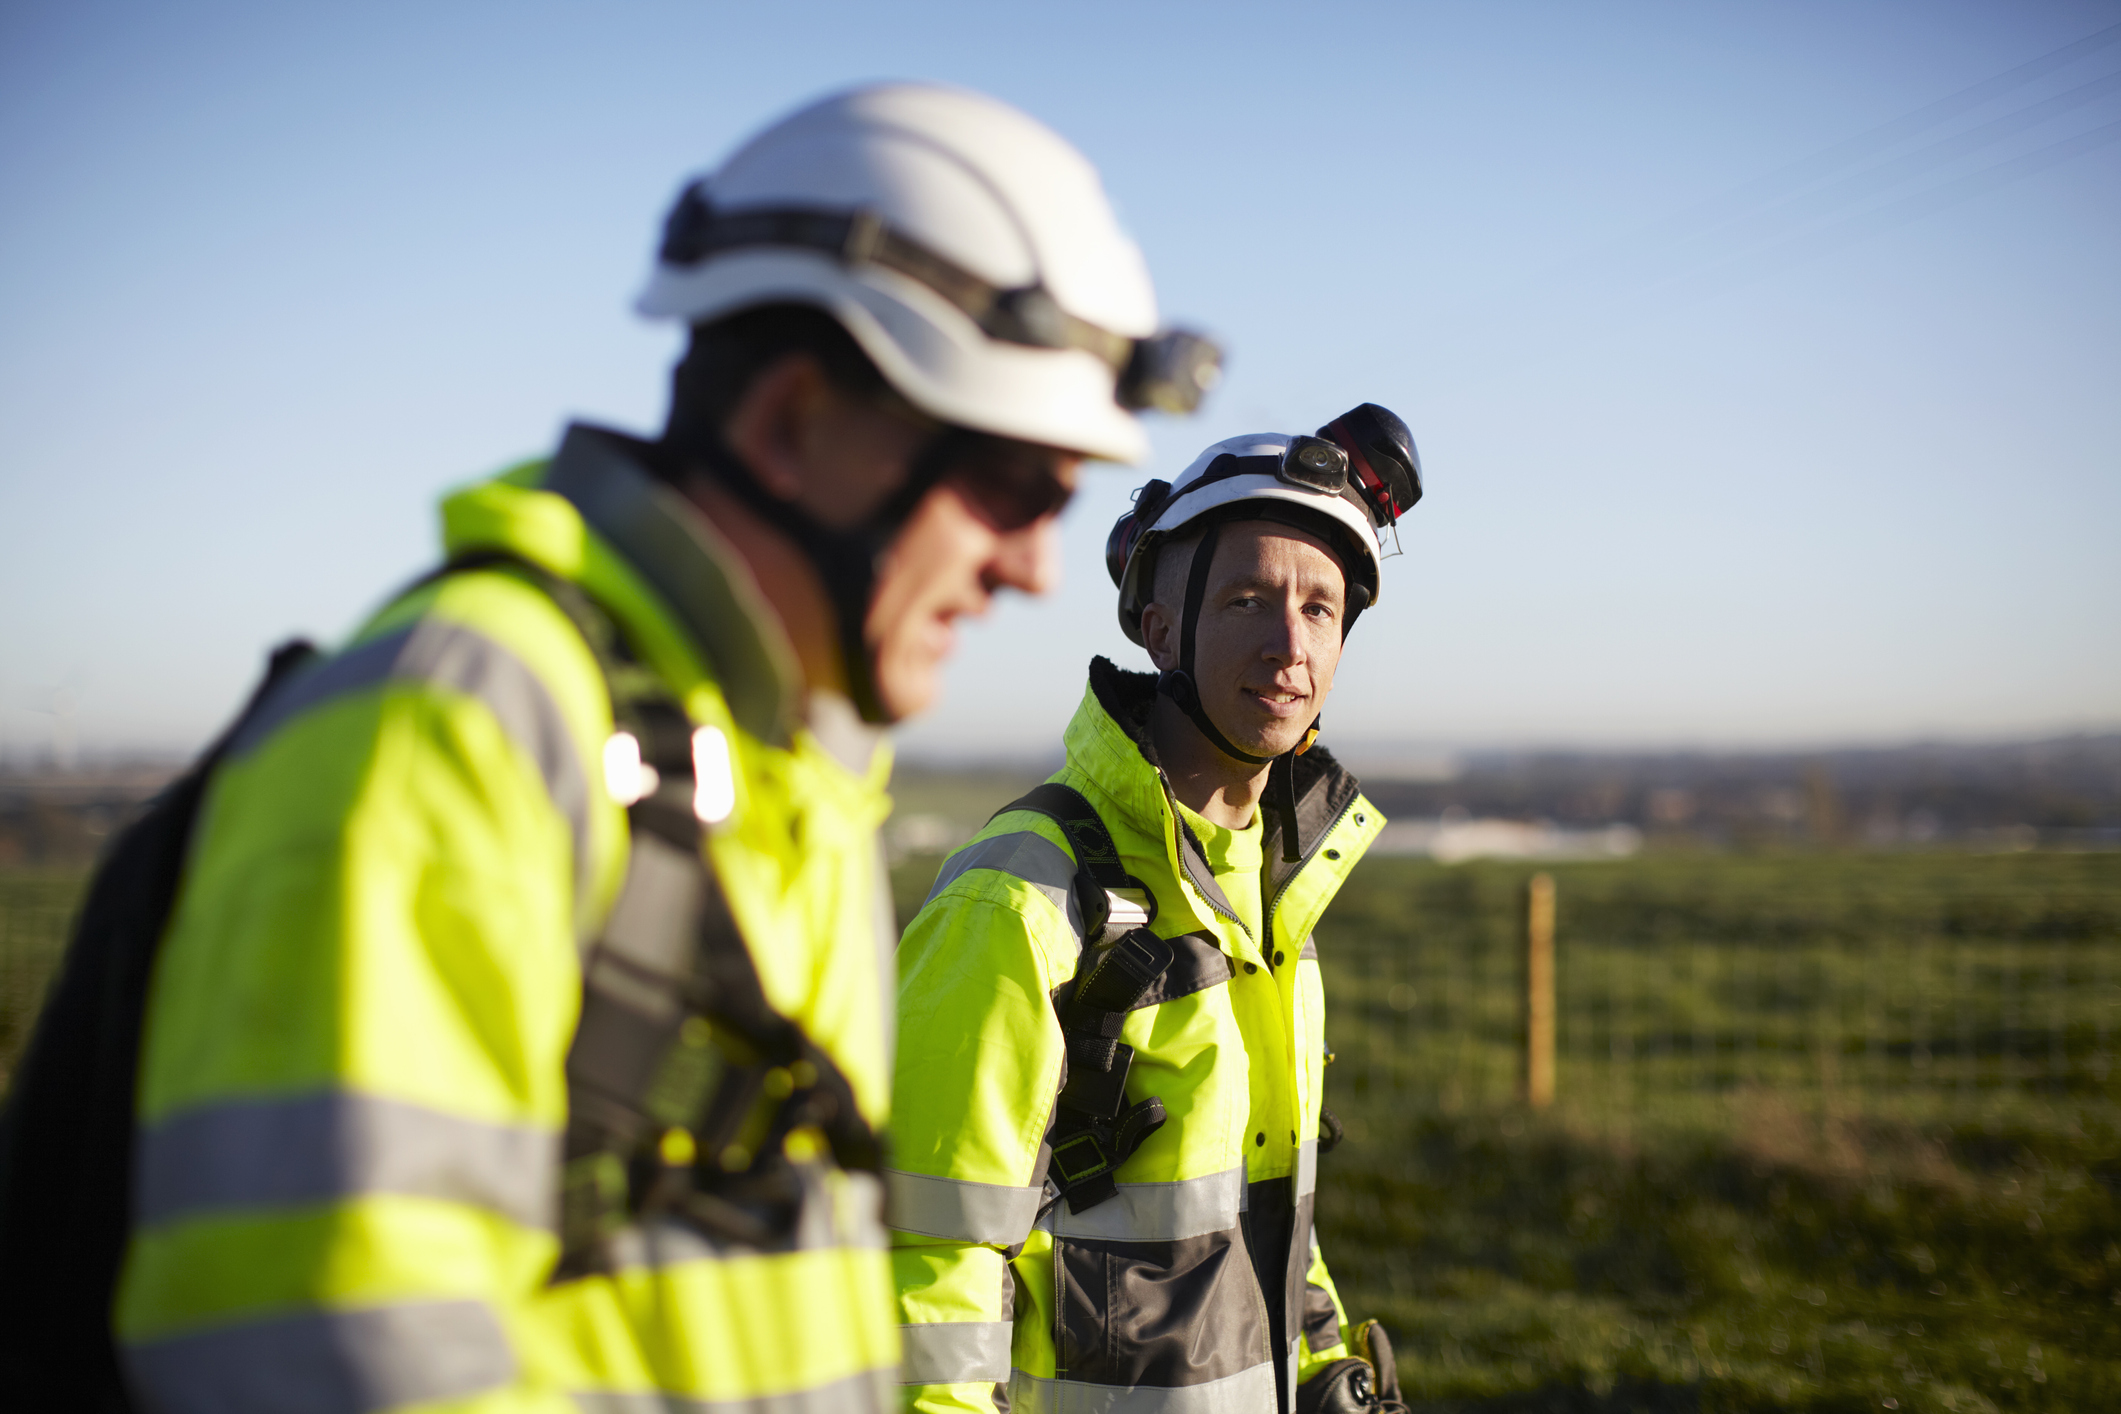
1277 435 1352 495
1119 330 1222 413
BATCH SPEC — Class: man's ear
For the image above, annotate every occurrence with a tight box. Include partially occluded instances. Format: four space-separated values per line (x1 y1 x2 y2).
1139 601 1180 673
721 352 831 502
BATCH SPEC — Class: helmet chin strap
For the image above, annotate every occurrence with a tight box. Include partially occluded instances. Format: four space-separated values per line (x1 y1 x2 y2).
1154 520 1323 769
675 430 969 725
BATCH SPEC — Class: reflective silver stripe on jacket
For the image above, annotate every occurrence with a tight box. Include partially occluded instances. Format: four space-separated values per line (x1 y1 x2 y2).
123 1299 514 1414
596 1176 889 1267
898 1320 1013 1385
1007 1362 1279 1414
924 830 1081 932
1294 1139 1318 1202
1037 1166 1244 1244
571 1368 896 1414
135 1090 557 1230
225 617 595 908
885 1168 1042 1245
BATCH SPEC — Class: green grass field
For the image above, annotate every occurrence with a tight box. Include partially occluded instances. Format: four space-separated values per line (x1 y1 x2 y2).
1295 852 2121 1413
8 849 2116 1411
0 869 84 1095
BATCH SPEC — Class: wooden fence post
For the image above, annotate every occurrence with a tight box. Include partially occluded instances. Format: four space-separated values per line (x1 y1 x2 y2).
1524 872 1556 1108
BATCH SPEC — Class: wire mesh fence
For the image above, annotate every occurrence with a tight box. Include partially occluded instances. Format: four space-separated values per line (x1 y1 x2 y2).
1318 851 2121 1140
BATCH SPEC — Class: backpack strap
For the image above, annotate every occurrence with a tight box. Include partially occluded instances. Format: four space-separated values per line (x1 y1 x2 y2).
992 784 1172 1215
0 637 320 1410
428 553 882 1269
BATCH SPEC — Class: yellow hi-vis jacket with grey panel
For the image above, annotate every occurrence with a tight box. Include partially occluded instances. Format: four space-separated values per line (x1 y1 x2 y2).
115 425 901 1412
889 658 1386 1413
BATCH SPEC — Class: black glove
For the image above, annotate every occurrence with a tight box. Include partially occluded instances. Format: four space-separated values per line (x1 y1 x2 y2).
1295 1320 1406 1414
1356 1319 1402 1406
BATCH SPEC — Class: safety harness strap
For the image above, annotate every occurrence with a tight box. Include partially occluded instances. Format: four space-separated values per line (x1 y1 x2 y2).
992 784 1172 1214
437 553 882 1271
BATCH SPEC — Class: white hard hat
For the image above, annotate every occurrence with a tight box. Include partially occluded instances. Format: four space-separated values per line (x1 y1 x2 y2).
1107 403 1423 646
636 83 1218 464
1102 406 1421 767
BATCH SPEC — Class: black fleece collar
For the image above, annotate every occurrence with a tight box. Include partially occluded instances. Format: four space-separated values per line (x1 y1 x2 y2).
1085 655 1363 892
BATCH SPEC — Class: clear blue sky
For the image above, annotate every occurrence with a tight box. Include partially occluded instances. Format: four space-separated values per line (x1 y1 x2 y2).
3 0 2116 764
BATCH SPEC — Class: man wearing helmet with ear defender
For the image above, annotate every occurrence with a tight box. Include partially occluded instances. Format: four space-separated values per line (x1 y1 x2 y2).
93 85 1218 1414
889 405 1420 1414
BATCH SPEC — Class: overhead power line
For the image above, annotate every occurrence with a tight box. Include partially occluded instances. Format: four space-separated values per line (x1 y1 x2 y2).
1643 20 2121 258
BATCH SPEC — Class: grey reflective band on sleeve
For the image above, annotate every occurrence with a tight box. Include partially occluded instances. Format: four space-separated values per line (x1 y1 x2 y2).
897 1321 1013 1386
225 617 595 910
885 1168 1043 1245
1295 1139 1318 1202
1008 1362 1278 1413
135 1090 559 1231
1038 1165 1244 1244
595 1179 889 1268
1299 933 1318 961
570 1369 896 1414
122 1299 516 1414
922 830 1082 932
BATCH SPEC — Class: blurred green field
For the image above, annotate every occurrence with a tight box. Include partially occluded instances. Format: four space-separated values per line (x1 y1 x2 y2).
8 849 2116 1411
0 869 84 1095
1299 852 2121 1414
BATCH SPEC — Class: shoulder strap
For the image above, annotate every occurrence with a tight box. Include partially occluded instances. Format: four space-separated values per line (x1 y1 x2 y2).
992 784 1172 1214
993 781 1157 943
0 638 318 1410
444 553 885 1270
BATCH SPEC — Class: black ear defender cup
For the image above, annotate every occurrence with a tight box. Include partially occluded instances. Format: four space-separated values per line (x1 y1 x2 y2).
1318 402 1422 525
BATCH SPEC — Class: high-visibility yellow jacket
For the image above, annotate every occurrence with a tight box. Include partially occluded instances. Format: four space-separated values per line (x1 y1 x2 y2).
889 658 1386 1414
116 425 902 1412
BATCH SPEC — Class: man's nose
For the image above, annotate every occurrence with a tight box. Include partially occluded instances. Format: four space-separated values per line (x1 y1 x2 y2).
1261 600 1308 666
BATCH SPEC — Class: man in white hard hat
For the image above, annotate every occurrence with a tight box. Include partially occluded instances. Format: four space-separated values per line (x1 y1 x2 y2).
90 84 1216 1414
890 408 1420 1413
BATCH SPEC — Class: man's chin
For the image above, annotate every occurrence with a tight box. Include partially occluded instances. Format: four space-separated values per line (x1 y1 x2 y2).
1219 722 1309 764
873 650 946 723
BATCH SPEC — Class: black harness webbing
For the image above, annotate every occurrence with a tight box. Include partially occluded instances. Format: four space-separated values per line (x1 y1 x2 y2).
445 554 882 1272
993 783 1174 1214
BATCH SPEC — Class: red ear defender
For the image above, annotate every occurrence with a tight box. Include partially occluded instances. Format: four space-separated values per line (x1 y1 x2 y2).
1318 403 1421 527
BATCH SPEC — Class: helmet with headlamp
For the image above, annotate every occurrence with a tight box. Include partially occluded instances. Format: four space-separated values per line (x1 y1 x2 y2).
637 82 1222 721
1105 402 1421 764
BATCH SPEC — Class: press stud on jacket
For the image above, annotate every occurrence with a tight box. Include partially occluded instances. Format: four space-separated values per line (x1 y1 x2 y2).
115 425 902 1412
889 658 1385 1413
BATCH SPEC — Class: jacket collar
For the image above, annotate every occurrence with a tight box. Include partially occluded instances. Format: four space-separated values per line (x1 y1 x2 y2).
539 423 804 747
1067 656 1367 929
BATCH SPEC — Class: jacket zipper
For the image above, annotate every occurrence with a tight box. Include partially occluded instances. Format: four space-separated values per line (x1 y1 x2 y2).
1263 794 1358 949
1158 773 1255 945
